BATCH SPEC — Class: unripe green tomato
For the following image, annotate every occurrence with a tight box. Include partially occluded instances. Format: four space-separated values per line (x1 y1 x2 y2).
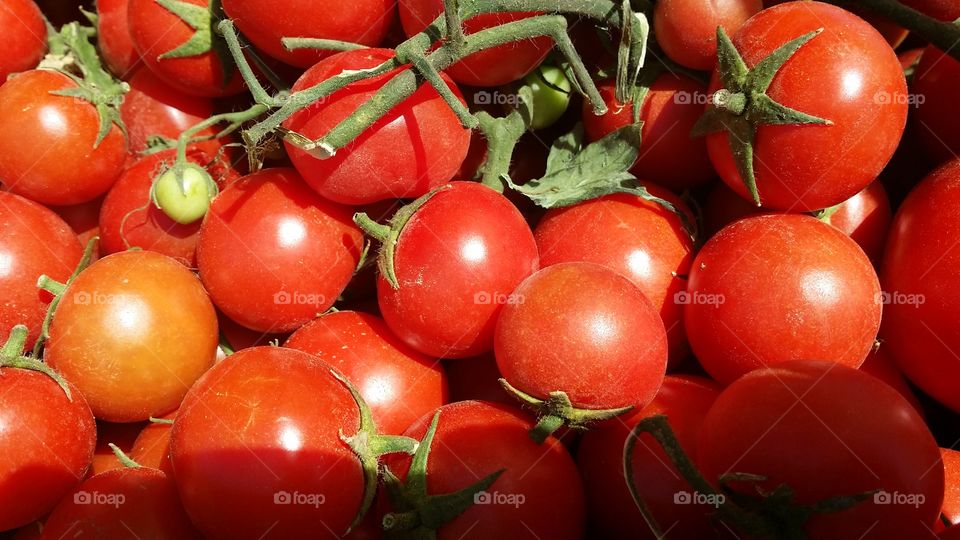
152 163 216 225
524 65 572 130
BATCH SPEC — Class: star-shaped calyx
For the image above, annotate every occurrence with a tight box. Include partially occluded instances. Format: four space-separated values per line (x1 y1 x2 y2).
692 27 833 206
155 0 234 83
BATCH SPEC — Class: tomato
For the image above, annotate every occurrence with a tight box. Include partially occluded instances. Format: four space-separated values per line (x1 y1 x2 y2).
222 0 396 67
698 360 943 538
943 524 960 540
131 413 176 476
0 70 127 205
654 0 762 71
520 65 572 130
701 181 764 237
583 75 716 192
283 48 470 205
705 2 907 211
821 181 893 265
901 0 960 21
11 523 42 540
443 354 514 406
912 46 960 164
578 376 724 540
860 345 924 417
495 262 668 410
943 448 960 527
89 421 144 477
47 250 219 422
170 347 369 539
0 191 83 348
41 466 201 539
285 310 449 435
50 197 103 261
534 186 693 365
398 1 552 86
384 401 585 539
0 0 46 82
881 159 960 412
96 0 141 77
763 1 908 48
686 214 881 385
127 0 245 97
197 168 363 333
376 182 539 358
217 311 288 351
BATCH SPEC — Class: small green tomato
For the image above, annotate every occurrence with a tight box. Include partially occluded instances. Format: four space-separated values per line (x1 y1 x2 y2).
523 65 572 130
151 163 217 225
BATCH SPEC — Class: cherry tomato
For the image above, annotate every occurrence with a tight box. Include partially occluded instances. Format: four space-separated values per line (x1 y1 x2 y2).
377 182 539 358
520 65 572 130
901 0 960 21
821 181 893 265
89 420 144 477
0 70 127 205
699 360 943 538
912 46 960 164
860 345 924 417
700 181 764 237
197 168 364 333
130 412 176 476
283 48 470 205
96 0 141 77
0 0 46 82
942 448 960 527
943 524 960 540
654 0 762 71
217 311 288 352
50 197 103 261
47 250 219 422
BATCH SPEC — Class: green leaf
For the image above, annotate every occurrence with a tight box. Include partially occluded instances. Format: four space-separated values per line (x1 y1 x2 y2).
544 123 586 176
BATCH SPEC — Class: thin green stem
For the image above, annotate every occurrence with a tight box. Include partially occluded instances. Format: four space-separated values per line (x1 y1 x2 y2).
401 50 479 129
281 37 368 51
175 103 269 162
218 20 282 106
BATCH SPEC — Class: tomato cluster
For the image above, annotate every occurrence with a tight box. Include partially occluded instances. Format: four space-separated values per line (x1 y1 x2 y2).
2 0 960 538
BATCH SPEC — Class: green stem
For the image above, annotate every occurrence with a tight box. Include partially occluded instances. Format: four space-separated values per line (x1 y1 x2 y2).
218 20 283 106
281 37 368 52
109 443 141 468
475 111 526 192
444 0 466 46
175 103 269 163
352 213 391 243
400 50 479 129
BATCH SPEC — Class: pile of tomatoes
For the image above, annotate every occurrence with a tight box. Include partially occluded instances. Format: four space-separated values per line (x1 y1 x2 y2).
2 0 960 538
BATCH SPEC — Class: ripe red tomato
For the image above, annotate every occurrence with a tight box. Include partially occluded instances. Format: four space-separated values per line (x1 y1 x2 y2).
583 75 716 192
50 197 103 261
654 0 762 70
0 70 127 205
578 376 723 540
820 181 892 265
700 181 764 237
706 2 907 211
398 1 551 86
96 0 141 77
0 191 83 348
912 46 960 164
860 345 924 417
943 524 960 540
901 0 960 20
197 168 363 333
285 310 449 435
170 347 369 539
47 250 219 422
377 182 539 358
534 185 694 364
495 262 668 411
41 466 201 539
942 448 960 527
699 360 943 538
0 0 46 82
222 0 396 67
283 49 470 205
89 420 144 477
881 159 960 412
130 412 176 476
685 214 881 385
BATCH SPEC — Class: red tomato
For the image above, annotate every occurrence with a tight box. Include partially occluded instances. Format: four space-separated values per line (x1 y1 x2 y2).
197 168 364 333
943 448 960 527
0 191 83 348
821 181 893 265
685 214 881 385
913 46 960 164
578 376 724 540
41 467 201 539
495 262 668 410
943 524 960 540
0 0 45 82
130 412 176 476
901 0 960 20
398 1 551 86
50 197 103 261
706 2 907 211
217 311 288 352
385 401 585 539
377 182 539 358
881 159 960 412
583 75 716 192
47 251 219 422
701 181 765 237
0 70 127 205
89 420 144 477
170 347 368 539
699 360 943 538
654 0 762 70
285 310 449 435
443 353 513 406
96 0 141 77
860 345 924 417
222 0 396 67
534 186 694 365
283 49 470 205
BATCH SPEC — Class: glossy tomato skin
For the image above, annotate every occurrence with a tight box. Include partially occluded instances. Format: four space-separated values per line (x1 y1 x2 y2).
699 360 943 539
386 401 585 539
0 191 83 348
197 168 363 333
41 467 201 539
170 347 365 540
534 186 694 365
0 371 95 532
222 0 396 67
130 412 176 476
283 49 470 205
578 376 724 540
821 181 893 265
913 46 960 164
881 160 960 412
378 182 539 358
685 214 881 385
707 2 907 211
285 311 449 435
860 346 924 417
0 70 127 205
127 0 245 97
0 0 46 82
495 262 668 410
96 0 140 77
398 1 551 86
654 0 761 70
47 251 219 422
583 75 715 192
943 448 960 527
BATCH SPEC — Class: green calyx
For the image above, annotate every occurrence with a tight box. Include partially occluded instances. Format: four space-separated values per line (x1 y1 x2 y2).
692 27 833 206
381 411 505 539
0 325 72 400
34 237 99 358
499 379 633 444
155 0 235 86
